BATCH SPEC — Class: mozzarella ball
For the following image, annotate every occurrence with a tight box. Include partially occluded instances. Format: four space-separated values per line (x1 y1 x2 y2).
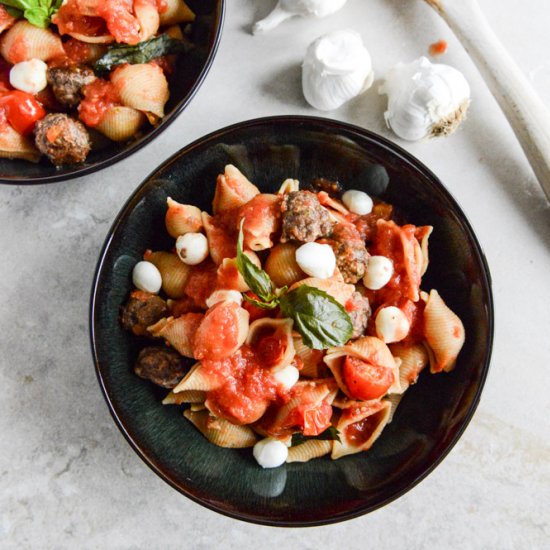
9 59 48 94
295 242 336 279
176 232 209 265
342 189 373 215
253 438 288 469
272 365 300 390
132 261 162 294
205 290 243 309
363 255 394 290
375 306 410 343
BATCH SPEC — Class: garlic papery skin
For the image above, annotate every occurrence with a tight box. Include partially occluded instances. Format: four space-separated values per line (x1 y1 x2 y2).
302 29 374 111
379 56 470 141
253 0 347 34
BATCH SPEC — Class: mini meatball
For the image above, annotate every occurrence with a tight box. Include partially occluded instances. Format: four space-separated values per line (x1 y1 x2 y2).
346 291 371 339
34 113 91 165
134 347 187 388
120 290 168 337
326 223 368 284
47 66 95 108
281 191 332 243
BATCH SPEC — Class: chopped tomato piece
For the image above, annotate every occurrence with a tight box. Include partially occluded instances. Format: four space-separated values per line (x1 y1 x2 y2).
288 400 332 436
342 356 393 401
0 91 46 135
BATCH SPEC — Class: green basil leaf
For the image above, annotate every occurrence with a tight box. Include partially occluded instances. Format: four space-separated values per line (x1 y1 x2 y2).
93 33 194 75
1 0 61 27
23 6 48 27
279 285 353 350
291 426 341 447
242 293 278 310
236 221 277 303
0 0 30 11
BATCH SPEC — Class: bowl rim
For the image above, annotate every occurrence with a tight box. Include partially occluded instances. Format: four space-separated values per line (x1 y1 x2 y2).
0 0 226 186
89 115 494 527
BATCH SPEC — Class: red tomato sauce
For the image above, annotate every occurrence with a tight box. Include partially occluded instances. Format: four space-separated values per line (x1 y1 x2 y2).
98 0 140 45
0 58 11 93
54 0 110 39
429 39 448 57
353 202 393 241
203 346 287 425
254 333 286 368
193 301 240 360
242 292 278 323
345 408 386 446
184 262 218 308
79 79 120 127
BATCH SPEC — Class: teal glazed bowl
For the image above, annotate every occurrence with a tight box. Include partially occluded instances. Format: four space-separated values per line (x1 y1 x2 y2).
0 0 224 184
90 116 493 526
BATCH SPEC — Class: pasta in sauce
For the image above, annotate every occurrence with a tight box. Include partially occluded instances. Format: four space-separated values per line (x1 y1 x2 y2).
0 0 195 166
120 165 466 467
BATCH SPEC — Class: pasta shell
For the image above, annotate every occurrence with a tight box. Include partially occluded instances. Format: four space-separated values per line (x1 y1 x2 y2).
202 212 236 265
165 198 203 238
95 106 145 142
289 276 354 307
66 32 114 44
324 336 401 398
0 124 40 162
217 251 260 292
0 7 16 34
423 289 465 373
184 409 257 448
389 342 429 391
385 393 402 424
331 400 391 459
111 63 169 119
246 318 295 372
415 226 433 276
0 21 64 63
277 178 299 194
286 440 332 463
144 251 190 299
212 164 259 214
265 243 306 288
159 0 196 25
147 313 203 358
134 0 160 42
293 336 326 378
173 363 221 393
162 389 205 405
239 193 282 251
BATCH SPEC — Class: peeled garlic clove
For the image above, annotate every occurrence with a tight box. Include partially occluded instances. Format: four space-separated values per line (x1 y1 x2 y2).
379 56 470 141
253 0 348 34
302 29 374 111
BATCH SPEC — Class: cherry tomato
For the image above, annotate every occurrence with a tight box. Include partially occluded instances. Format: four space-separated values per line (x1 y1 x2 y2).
342 356 394 401
256 335 286 367
0 91 46 135
242 292 276 322
289 400 332 436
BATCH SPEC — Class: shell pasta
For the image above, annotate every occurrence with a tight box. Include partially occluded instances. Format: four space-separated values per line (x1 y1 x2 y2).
120 164 466 468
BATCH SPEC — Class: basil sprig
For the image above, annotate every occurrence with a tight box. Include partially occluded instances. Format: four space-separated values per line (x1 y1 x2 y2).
236 222 352 349
291 426 341 447
93 34 194 75
1 0 62 28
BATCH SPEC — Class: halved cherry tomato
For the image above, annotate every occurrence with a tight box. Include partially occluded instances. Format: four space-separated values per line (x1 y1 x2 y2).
288 400 332 436
256 334 286 367
342 356 394 401
242 292 277 323
0 91 46 135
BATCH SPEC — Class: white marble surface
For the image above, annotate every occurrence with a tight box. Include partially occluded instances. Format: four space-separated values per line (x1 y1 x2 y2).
1 1 550 548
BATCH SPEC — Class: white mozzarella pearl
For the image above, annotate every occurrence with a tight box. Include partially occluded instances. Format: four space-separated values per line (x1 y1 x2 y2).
363 255 394 290
132 261 162 294
176 232 209 265
272 365 300 390
205 290 243 309
342 189 373 215
295 242 336 279
375 306 410 343
9 59 48 94
253 438 289 469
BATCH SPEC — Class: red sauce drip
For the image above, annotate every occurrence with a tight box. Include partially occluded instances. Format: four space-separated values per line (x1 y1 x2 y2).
78 79 120 127
345 409 386 446
204 346 287 425
184 262 218 309
429 39 448 57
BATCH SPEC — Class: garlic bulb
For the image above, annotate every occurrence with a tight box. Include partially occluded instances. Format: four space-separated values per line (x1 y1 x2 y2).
379 56 470 141
253 0 347 34
302 29 374 111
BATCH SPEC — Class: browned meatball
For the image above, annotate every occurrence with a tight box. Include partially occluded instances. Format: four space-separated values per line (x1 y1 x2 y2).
120 291 168 337
134 347 187 388
281 191 333 243
346 292 371 339
47 66 95 108
326 223 368 284
34 113 91 165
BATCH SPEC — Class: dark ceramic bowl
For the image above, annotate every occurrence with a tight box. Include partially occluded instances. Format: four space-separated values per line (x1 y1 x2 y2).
0 0 224 185
90 116 493 526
